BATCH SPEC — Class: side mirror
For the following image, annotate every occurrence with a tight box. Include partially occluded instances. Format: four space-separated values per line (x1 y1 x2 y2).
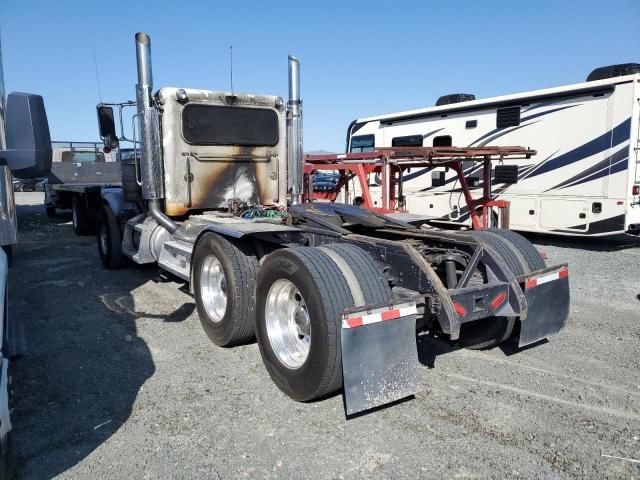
1 92 52 178
97 105 119 149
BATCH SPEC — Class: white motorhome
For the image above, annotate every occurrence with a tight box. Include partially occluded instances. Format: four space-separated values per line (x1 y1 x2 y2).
346 64 640 236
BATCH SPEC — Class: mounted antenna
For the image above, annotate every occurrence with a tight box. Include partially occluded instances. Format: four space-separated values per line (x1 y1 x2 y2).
92 47 103 103
229 45 234 96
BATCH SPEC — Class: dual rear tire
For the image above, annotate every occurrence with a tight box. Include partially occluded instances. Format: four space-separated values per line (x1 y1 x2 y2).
459 229 545 349
192 237 391 401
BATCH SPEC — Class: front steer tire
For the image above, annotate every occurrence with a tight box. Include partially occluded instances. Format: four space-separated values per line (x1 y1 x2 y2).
72 197 94 236
193 233 259 347
97 205 127 270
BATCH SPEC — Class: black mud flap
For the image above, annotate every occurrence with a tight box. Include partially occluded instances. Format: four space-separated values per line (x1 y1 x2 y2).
341 302 420 416
518 265 570 347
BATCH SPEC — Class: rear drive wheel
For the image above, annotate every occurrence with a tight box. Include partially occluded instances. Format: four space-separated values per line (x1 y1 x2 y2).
193 233 259 347
255 246 390 401
485 229 546 271
97 205 127 269
256 247 352 401
458 229 535 349
72 197 94 235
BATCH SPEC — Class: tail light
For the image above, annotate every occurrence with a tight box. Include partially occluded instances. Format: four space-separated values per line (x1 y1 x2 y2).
453 302 467 317
633 185 640 196
490 291 507 310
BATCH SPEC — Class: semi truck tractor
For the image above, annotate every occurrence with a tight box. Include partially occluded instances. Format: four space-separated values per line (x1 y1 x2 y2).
94 32 570 415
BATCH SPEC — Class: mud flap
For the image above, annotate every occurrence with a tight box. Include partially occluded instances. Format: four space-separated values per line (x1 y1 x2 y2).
518 265 570 347
341 302 420 416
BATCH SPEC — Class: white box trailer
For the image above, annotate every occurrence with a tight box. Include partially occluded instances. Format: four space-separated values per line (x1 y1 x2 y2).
346 64 640 236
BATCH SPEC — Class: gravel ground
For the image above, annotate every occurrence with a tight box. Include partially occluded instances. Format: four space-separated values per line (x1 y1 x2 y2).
8 192 640 479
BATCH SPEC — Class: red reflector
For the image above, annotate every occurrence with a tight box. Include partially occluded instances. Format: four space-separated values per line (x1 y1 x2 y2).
490 291 507 310
633 185 640 196
453 302 467 317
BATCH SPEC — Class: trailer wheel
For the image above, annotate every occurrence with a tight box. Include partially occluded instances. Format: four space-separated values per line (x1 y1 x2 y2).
97 205 127 269
193 233 259 347
45 205 56 218
72 197 94 235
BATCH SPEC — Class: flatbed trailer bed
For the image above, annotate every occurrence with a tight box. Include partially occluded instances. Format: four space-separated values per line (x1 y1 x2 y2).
45 154 122 235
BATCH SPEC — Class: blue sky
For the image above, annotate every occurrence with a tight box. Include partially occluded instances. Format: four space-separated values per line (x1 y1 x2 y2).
2 0 639 152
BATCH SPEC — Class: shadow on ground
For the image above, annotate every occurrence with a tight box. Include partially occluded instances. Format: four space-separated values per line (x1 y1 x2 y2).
8 201 191 479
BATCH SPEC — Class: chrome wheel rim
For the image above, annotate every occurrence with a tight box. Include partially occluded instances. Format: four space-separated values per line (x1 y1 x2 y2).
99 221 108 254
265 279 311 369
200 255 227 322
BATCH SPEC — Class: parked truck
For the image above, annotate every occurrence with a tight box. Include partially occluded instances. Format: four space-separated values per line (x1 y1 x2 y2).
0 36 52 477
94 33 570 415
44 141 121 235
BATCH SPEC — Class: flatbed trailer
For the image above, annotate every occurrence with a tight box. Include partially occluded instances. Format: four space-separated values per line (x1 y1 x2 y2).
92 33 570 415
45 144 121 235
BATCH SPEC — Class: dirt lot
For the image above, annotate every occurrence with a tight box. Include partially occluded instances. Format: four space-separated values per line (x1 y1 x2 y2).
8 192 640 479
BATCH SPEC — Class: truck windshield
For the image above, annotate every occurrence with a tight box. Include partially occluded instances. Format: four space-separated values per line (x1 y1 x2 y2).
182 105 279 146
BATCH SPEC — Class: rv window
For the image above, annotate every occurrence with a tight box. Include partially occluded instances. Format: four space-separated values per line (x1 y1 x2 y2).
61 151 105 163
433 135 452 147
350 134 375 152
392 135 423 147
496 106 521 128
182 105 279 146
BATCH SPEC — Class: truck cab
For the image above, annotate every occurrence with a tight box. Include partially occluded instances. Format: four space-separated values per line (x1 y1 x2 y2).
154 88 288 216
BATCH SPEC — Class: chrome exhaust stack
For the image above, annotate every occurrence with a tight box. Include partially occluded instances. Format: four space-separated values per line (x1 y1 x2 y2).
134 32 177 233
287 55 303 205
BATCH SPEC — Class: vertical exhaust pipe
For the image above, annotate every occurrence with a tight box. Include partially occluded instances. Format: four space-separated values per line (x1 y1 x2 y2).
134 32 177 233
287 55 303 205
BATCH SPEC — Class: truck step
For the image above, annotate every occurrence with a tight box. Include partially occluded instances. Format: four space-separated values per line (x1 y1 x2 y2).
158 239 193 281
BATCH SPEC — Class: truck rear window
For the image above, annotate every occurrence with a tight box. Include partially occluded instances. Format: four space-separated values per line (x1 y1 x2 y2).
182 105 279 146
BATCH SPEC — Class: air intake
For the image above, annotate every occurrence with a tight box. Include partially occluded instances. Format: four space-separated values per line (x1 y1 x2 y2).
436 93 475 106
586 63 640 82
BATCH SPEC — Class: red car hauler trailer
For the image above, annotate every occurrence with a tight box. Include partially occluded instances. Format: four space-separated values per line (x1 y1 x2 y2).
94 33 570 415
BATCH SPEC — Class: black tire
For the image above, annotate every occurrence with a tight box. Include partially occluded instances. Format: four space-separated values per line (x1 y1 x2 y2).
255 248 353 401
97 205 127 269
0 431 14 480
460 230 532 349
468 230 529 277
72 197 94 235
0 291 15 480
45 205 56 218
321 243 391 305
193 233 259 347
485 229 546 271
